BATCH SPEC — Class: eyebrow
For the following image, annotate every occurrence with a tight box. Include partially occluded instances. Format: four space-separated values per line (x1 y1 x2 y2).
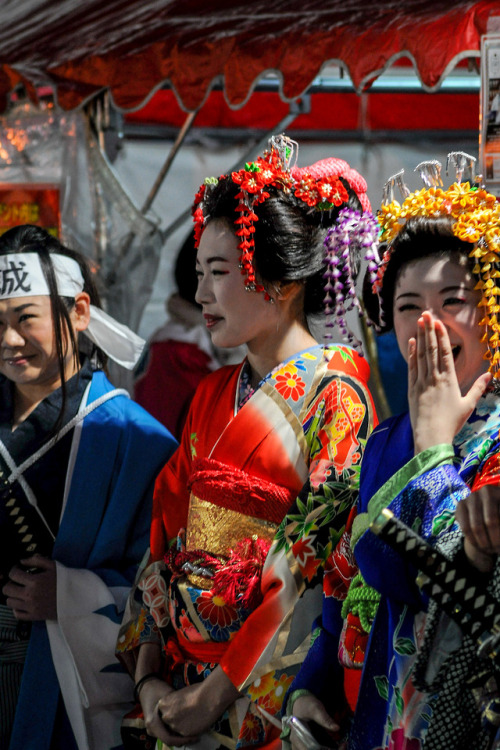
395 284 472 301
196 255 230 266
12 302 39 312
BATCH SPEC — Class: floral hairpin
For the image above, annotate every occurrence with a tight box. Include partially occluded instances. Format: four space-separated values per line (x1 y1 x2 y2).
373 152 500 373
192 135 353 297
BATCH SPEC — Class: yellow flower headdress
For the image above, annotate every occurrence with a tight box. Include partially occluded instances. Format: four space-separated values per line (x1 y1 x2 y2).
370 152 500 374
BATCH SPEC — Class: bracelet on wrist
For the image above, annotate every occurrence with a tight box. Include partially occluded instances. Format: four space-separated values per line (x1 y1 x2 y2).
134 671 163 703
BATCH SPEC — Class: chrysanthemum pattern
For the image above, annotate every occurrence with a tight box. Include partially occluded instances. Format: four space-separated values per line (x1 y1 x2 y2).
274 371 306 401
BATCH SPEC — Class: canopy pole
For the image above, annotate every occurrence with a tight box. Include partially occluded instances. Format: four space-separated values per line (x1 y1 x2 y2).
161 109 299 242
359 311 392 421
141 109 198 215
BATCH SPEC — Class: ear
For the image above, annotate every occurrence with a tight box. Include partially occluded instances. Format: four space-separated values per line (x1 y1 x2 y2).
273 280 304 303
71 292 91 332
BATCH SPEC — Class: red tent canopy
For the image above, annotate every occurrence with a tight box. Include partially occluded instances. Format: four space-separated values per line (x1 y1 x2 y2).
0 0 497 113
124 88 481 134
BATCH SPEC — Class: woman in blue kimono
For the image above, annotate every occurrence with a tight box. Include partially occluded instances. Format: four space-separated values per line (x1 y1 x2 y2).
285 166 500 749
0 224 177 750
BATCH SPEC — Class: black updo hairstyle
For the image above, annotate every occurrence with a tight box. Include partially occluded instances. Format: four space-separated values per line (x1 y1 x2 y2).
200 175 363 316
0 224 107 429
363 215 476 332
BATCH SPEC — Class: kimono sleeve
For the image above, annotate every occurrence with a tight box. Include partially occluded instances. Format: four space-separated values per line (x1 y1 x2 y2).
355 442 467 607
285 506 361 717
218 372 376 692
118 386 201 662
47 398 177 711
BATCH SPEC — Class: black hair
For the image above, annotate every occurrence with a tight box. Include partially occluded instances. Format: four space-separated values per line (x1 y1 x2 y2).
0 224 106 430
362 214 476 331
200 175 362 315
174 229 199 307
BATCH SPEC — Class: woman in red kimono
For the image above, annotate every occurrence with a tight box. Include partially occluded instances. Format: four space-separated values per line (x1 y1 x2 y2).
117 135 378 749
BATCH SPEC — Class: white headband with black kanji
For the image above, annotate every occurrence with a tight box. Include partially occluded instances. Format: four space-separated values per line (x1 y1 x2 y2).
0 253 144 370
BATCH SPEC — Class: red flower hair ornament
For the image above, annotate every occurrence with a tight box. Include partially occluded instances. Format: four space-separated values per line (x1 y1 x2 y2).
192 135 372 300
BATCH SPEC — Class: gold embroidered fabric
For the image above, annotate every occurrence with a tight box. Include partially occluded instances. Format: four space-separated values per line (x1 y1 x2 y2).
186 494 278 556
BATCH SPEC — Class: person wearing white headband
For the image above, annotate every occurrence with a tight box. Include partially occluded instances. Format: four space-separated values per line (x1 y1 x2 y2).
0 224 177 750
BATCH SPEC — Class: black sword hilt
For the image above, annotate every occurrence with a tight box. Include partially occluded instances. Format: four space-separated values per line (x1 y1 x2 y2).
370 508 500 661
0 469 53 573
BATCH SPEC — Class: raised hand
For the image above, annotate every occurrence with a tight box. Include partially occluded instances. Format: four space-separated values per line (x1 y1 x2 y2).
408 311 491 454
456 484 500 572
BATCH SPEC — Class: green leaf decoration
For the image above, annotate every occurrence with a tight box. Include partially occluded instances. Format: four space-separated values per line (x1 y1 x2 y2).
394 686 404 716
477 436 494 462
432 509 455 537
394 637 417 656
318 200 334 211
328 526 344 551
316 541 332 564
190 432 198 459
337 348 356 368
374 675 389 701
273 534 289 555
310 626 321 646
296 497 308 516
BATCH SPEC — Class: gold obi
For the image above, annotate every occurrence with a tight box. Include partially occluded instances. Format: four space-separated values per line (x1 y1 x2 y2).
186 493 279 556
183 493 279 590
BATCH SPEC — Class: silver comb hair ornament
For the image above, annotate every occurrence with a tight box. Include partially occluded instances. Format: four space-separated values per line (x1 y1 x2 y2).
268 133 299 171
446 151 477 183
381 169 410 205
414 160 443 188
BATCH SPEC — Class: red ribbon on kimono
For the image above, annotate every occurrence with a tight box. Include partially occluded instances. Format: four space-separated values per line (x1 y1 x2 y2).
164 631 228 670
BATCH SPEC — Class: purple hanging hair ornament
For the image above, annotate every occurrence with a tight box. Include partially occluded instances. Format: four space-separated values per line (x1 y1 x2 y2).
323 207 380 351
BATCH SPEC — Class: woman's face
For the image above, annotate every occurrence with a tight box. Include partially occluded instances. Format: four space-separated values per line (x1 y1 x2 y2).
195 220 279 350
0 294 82 393
393 255 488 393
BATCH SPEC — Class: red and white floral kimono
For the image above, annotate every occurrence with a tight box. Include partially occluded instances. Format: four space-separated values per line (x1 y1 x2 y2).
118 344 376 749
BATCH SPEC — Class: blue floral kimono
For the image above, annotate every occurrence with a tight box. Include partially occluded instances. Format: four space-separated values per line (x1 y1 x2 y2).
350 390 500 750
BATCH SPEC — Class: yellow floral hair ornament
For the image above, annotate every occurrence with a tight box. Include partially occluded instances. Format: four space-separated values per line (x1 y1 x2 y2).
370 152 500 375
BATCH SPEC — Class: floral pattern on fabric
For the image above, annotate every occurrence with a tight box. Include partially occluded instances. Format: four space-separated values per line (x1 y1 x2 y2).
118 344 376 749
274 371 306 401
348 390 500 750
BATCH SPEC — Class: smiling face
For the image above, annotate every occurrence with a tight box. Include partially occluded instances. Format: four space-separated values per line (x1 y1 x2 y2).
195 220 280 351
393 254 488 393
0 295 79 394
